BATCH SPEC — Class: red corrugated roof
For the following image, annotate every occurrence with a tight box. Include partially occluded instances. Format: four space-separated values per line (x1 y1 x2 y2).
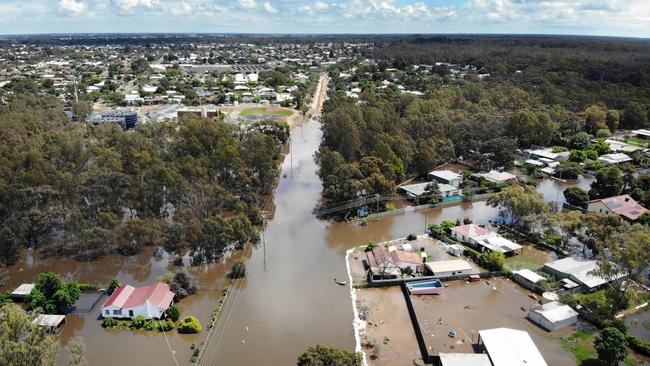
591 194 648 221
102 282 174 310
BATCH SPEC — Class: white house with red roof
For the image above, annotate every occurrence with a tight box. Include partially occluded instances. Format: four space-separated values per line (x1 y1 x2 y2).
101 282 175 319
587 194 648 221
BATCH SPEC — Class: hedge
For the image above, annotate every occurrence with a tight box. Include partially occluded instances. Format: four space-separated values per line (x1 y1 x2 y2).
627 335 650 356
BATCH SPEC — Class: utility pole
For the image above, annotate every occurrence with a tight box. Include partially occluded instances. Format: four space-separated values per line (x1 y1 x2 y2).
73 65 79 103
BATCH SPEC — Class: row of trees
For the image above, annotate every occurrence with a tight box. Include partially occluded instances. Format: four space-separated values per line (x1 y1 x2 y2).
0 92 288 265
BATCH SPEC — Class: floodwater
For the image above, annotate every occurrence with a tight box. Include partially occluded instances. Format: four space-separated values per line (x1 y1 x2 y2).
0 118 596 366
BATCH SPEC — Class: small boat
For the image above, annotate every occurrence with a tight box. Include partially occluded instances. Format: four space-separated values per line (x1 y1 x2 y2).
334 278 346 286
406 279 444 295
468 274 481 282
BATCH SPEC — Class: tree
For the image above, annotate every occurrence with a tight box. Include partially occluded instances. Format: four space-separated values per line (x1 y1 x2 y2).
166 305 180 322
67 337 88 366
424 182 441 204
563 186 589 208
594 327 628 366
593 139 611 156
169 271 197 299
622 102 648 129
554 161 583 180
0 304 60 366
585 105 607 134
606 110 620 132
569 132 592 150
590 166 623 199
29 272 80 314
107 278 120 294
71 101 92 123
487 185 547 226
297 344 362 366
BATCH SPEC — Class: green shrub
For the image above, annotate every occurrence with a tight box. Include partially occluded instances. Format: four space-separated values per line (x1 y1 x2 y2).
143 320 159 331
627 335 650 356
167 305 180 322
229 260 246 279
102 317 118 328
178 316 202 334
478 251 505 271
158 319 174 332
130 316 147 329
406 233 417 241
364 242 377 252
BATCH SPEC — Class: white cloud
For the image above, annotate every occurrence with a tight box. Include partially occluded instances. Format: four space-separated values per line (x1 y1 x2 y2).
58 0 86 15
114 0 159 12
314 0 329 11
263 1 277 13
239 0 257 9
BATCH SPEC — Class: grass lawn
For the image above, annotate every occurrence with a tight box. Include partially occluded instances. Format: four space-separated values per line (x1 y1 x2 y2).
561 330 597 364
239 107 293 117
625 136 649 148
505 256 544 270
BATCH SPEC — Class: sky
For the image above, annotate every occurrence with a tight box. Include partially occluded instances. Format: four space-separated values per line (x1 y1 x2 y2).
0 0 648 38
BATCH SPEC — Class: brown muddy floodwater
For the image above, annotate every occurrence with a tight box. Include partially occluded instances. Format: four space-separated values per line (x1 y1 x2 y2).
2 119 588 366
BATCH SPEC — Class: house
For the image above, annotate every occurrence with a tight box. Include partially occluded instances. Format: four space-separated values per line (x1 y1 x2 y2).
605 139 642 154
473 170 517 185
101 282 175 319
525 148 569 162
587 194 648 221
11 283 35 300
478 328 548 366
450 224 522 256
528 301 578 331
428 170 463 187
543 257 621 292
632 129 650 139
32 314 66 333
598 153 632 165
438 353 492 366
398 182 462 201
365 245 423 278
512 269 545 292
425 259 474 277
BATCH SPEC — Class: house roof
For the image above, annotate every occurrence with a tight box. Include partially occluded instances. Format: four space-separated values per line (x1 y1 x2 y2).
589 194 648 221
102 282 175 310
513 269 545 284
476 170 517 183
32 314 65 328
11 283 35 297
598 153 632 164
399 182 459 197
478 234 522 253
531 301 578 324
390 250 423 265
429 170 462 181
439 353 492 366
451 224 489 239
544 257 611 289
425 259 473 274
479 328 548 366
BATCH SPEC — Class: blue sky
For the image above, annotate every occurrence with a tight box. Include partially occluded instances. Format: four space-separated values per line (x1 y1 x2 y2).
0 0 648 37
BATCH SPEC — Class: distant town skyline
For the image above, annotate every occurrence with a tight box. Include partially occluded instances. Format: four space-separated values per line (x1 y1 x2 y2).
0 0 649 38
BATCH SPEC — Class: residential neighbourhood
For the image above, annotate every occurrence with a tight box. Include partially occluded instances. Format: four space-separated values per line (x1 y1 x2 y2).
1 29 650 366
